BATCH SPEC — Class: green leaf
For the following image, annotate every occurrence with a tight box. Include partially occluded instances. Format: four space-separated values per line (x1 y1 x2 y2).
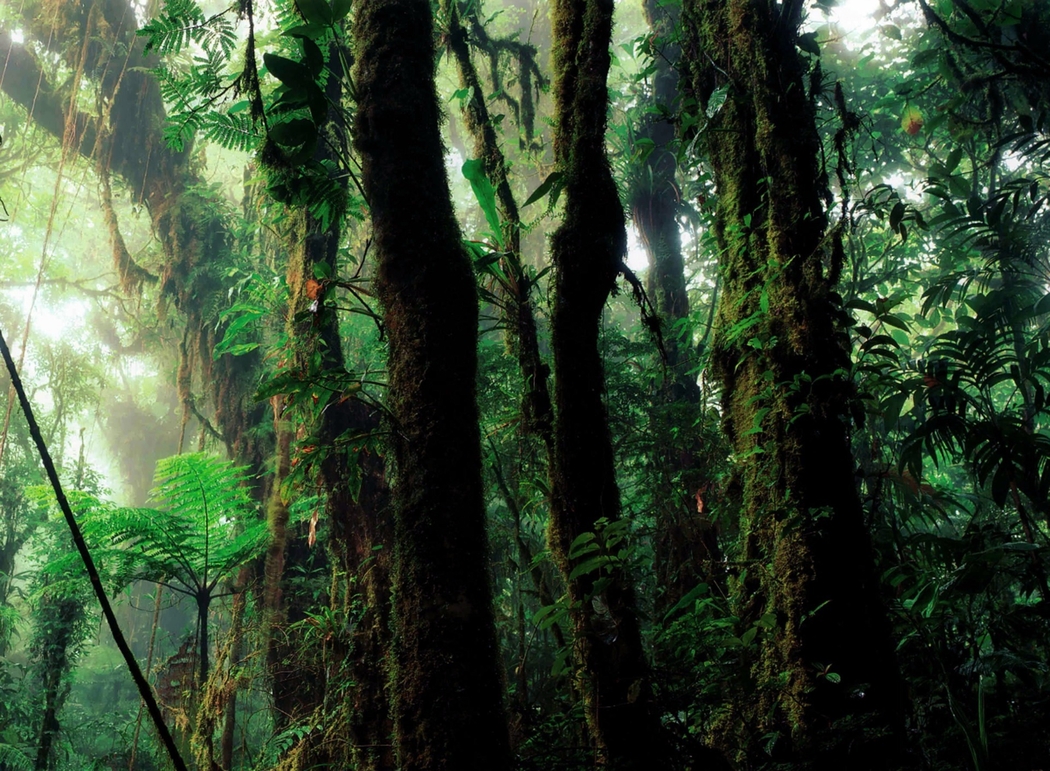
661 583 709 621
796 32 820 56
755 612 777 629
269 118 316 147
705 84 728 119
295 0 333 26
523 171 564 208
537 605 562 630
568 531 596 558
302 38 324 77
948 174 971 199
255 371 310 401
569 556 608 581
332 0 351 21
945 146 963 174
284 23 329 39
889 201 905 232
264 53 314 91
1001 542 1041 552
461 159 503 246
879 314 911 332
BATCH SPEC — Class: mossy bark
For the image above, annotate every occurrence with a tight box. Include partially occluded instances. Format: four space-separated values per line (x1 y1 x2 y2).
279 82 394 762
444 0 554 447
680 1 905 766
546 0 680 767
353 0 511 767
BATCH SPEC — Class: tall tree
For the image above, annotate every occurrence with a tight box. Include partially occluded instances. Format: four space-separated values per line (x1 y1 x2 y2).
680 0 906 766
545 0 704 767
629 0 723 608
352 0 511 766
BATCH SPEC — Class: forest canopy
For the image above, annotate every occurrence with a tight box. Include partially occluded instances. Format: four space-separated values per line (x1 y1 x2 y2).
0 0 1048 769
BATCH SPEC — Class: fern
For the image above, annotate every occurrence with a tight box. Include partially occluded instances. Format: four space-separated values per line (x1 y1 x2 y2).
204 110 261 152
60 453 266 598
139 0 238 57
0 742 32 771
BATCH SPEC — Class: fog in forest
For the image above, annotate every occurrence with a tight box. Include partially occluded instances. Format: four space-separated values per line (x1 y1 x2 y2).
0 0 1048 768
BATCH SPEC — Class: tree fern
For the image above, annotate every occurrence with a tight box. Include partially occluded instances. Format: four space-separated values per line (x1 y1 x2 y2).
46 454 266 684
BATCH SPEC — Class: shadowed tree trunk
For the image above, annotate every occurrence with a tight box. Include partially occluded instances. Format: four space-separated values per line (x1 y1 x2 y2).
352 0 511 766
680 1 906 766
630 0 723 610
545 0 704 767
270 39 394 764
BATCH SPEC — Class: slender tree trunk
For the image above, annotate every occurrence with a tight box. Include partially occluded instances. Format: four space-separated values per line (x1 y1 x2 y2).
680 1 906 766
277 40 395 763
631 0 723 609
545 0 697 767
219 571 247 771
352 0 511 766
444 0 554 450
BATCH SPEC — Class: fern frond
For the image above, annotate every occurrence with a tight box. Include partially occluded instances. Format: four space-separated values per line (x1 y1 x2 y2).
140 0 238 57
204 111 260 152
0 742 33 771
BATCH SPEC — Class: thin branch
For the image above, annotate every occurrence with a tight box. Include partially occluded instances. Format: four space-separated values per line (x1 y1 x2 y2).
0 323 189 771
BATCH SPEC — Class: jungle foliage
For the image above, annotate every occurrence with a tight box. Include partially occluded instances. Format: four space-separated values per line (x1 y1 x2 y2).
0 0 1048 769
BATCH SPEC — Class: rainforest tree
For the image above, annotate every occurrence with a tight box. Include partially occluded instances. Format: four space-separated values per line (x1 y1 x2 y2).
544 0 678 767
352 0 512 766
680 0 906 766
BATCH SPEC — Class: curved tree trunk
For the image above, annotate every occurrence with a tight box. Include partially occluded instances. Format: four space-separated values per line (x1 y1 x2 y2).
545 0 689 767
680 1 906 766
352 0 511 767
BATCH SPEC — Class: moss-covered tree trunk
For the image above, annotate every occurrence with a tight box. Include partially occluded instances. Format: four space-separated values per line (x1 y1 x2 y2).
680 1 905 766
352 0 511 767
274 41 395 761
444 0 554 449
546 0 678 767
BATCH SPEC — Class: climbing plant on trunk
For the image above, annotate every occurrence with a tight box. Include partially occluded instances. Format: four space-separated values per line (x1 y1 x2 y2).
680 0 906 766
545 0 688 766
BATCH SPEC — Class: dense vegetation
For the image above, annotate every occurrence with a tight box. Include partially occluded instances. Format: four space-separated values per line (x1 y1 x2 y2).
0 0 1047 769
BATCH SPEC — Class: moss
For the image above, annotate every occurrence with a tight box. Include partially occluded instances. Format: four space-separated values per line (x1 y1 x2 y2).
353 0 512 766
546 0 703 768
681 0 907 766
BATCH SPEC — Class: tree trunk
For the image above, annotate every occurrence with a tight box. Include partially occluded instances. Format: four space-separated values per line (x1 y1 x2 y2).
680 1 906 766
276 41 395 761
630 0 724 610
545 0 682 767
352 0 511 767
